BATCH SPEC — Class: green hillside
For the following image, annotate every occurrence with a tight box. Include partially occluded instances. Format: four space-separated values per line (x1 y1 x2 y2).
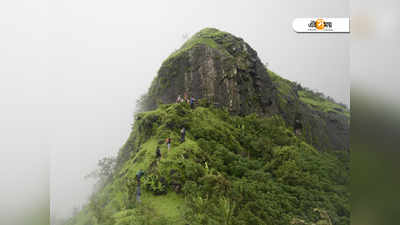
66 102 349 225
65 27 349 225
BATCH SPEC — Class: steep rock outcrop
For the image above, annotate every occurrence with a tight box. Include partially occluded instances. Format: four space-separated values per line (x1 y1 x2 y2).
144 28 278 116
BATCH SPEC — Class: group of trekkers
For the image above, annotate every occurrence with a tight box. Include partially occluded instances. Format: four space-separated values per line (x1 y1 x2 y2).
135 126 186 203
135 93 305 204
135 93 195 203
176 92 196 109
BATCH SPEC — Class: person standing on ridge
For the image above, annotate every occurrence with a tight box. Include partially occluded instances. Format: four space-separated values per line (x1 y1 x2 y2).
176 95 182 103
190 96 195 109
180 127 186 142
184 92 188 103
165 137 171 151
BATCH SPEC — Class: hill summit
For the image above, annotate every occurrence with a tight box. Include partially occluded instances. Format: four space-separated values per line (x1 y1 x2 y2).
141 28 277 115
139 28 349 151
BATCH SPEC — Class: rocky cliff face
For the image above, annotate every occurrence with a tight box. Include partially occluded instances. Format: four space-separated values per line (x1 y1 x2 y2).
140 28 349 151
143 28 278 116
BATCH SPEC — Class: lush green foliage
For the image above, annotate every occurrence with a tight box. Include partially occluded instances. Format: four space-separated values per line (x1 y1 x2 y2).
66 103 349 225
269 69 349 118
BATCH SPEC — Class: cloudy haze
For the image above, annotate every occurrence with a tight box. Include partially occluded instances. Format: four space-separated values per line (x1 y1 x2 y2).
0 0 349 223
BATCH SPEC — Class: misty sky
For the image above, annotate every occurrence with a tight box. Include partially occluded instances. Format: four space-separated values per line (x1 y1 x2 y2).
0 0 349 222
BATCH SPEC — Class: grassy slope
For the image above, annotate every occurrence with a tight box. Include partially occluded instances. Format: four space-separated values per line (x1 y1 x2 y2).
298 90 349 117
269 69 349 118
67 102 349 225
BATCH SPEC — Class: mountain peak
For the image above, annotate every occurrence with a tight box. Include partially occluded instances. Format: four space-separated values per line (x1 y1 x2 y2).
165 27 246 63
138 28 348 151
142 27 275 115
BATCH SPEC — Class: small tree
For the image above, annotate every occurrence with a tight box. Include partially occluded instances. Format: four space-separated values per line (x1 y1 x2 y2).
85 157 116 186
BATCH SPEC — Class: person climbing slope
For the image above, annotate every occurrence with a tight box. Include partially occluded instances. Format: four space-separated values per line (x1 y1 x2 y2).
294 119 303 136
180 127 186 142
135 170 145 203
136 169 145 184
155 146 161 159
165 137 171 151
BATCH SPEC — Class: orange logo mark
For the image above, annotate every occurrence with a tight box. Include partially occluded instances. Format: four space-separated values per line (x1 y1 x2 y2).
315 19 325 30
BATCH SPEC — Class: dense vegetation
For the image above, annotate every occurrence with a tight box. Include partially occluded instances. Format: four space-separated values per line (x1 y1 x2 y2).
66 101 349 225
